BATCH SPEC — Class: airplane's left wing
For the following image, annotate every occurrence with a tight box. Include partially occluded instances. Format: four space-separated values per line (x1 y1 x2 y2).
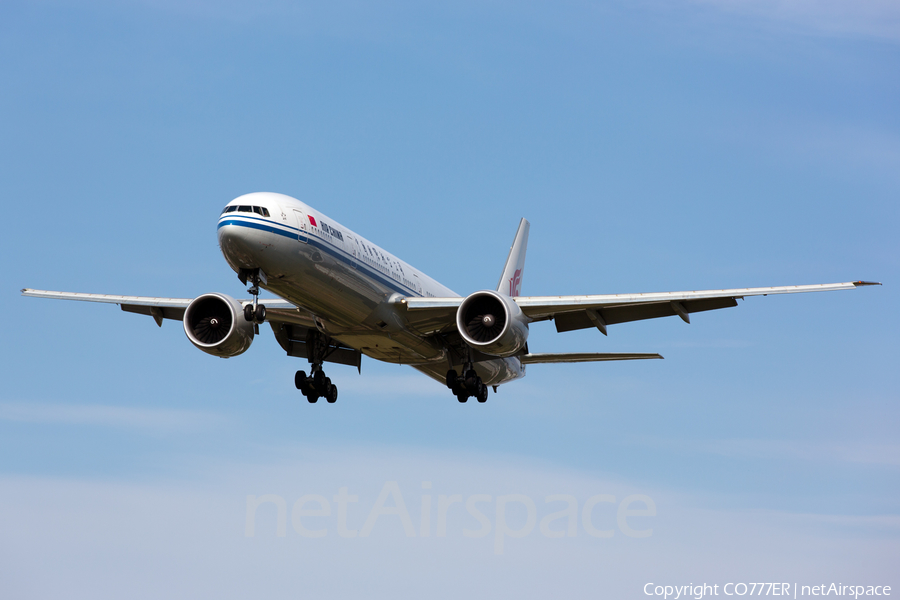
21 289 298 326
22 288 362 369
401 281 880 335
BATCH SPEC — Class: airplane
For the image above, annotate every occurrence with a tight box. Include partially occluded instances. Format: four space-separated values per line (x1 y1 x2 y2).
22 192 880 404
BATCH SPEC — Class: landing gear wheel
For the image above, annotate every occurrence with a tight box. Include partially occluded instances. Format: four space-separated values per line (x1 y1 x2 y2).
254 304 266 322
446 369 458 389
464 369 478 390
244 304 254 322
313 370 326 388
476 383 488 403
456 392 468 403
296 331 343 404
294 370 307 390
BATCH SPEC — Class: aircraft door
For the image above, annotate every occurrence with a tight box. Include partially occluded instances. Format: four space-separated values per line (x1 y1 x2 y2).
293 209 309 243
347 234 358 269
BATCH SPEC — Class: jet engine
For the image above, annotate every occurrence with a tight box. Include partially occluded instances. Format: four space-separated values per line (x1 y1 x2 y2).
183 293 254 358
456 290 529 357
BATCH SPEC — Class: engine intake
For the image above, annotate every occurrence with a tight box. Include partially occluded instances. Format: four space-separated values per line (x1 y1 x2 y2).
456 290 529 357
183 293 254 358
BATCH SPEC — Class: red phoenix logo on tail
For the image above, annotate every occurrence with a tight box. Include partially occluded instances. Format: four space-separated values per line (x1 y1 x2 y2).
509 268 522 296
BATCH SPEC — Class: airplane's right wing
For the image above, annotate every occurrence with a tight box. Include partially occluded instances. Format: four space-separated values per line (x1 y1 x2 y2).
401 281 880 335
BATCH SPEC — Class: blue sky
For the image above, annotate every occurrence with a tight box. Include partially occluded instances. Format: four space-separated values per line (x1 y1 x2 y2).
2 0 898 597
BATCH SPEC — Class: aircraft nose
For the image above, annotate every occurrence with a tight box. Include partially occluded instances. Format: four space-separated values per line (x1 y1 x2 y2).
217 217 259 271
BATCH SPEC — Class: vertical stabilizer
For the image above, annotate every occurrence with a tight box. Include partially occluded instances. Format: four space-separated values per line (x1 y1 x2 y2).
497 218 530 297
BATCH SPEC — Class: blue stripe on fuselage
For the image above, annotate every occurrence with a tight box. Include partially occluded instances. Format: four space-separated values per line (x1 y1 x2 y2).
218 217 418 297
218 217 299 239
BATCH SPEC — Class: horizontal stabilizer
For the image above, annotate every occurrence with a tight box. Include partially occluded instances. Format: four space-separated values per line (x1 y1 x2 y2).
519 352 663 364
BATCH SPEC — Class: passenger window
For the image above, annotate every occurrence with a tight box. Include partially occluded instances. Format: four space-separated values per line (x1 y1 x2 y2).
238 206 252 212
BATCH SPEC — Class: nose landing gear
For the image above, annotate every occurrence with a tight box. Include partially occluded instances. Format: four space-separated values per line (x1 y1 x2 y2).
239 268 267 333
243 303 266 324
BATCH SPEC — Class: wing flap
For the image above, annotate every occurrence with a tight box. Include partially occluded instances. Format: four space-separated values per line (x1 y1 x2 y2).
554 297 739 333
270 322 362 371
120 304 187 323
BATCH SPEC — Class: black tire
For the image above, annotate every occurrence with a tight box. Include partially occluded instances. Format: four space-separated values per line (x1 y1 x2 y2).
327 385 338 404
446 369 458 389
255 304 266 322
243 304 254 322
313 370 326 389
477 383 488 403
294 370 307 390
465 370 478 390
307 393 319 404
456 392 468 403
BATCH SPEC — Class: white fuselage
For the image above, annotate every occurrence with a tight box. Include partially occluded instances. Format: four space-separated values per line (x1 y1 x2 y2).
216 192 526 386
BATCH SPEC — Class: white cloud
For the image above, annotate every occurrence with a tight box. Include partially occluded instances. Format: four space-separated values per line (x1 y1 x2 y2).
703 114 900 182
690 0 900 41
776 122 900 173
643 436 900 467
1 444 897 599
0 402 226 432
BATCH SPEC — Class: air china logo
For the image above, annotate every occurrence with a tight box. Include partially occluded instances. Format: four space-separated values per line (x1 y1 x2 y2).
307 215 318 227
508 268 522 296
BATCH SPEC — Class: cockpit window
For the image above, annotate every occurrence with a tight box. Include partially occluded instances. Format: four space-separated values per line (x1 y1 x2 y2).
224 205 270 217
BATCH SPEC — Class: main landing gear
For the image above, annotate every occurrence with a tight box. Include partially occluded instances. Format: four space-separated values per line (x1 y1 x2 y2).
446 365 489 403
295 365 338 404
294 331 339 404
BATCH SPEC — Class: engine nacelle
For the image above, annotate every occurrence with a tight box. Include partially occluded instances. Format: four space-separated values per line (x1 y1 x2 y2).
456 290 529 357
183 293 254 358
